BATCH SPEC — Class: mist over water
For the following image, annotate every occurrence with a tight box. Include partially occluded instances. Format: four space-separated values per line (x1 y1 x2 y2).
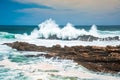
0 19 120 80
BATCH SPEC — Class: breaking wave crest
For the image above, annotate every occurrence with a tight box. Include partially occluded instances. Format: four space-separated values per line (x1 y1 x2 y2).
0 19 117 41
15 19 100 40
15 19 120 41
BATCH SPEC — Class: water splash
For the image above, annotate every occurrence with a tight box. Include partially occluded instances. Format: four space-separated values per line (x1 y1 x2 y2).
38 18 60 39
15 19 100 40
0 53 120 80
89 24 99 37
0 19 119 40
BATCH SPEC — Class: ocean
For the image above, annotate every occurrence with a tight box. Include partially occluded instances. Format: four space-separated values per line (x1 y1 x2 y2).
0 19 120 80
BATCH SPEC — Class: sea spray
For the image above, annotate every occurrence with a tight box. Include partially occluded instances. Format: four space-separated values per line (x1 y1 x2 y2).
38 19 60 39
15 19 100 40
0 19 120 79
0 51 120 80
0 19 119 40
89 24 99 37
37 19 98 39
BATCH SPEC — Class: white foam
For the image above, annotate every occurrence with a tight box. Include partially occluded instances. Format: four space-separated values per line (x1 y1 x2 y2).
38 18 60 39
37 19 99 39
0 57 119 80
57 23 81 39
89 24 99 37
15 19 101 40
1 19 120 80
14 19 120 42
20 39 120 47
0 45 13 52
98 30 120 38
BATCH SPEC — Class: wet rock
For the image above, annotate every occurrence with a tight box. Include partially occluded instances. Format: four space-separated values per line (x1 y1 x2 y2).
4 41 120 73
39 35 120 41
52 44 61 49
77 35 99 41
4 41 47 52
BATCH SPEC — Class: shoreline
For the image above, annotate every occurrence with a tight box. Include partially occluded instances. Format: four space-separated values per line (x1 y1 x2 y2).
4 41 120 74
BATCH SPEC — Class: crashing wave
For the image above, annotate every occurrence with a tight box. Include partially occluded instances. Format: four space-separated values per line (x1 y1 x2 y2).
15 19 120 41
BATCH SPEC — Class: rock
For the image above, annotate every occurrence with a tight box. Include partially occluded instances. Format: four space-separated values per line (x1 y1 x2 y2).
52 44 61 49
81 53 89 58
39 34 120 41
4 41 120 73
77 35 99 41
48 52 58 57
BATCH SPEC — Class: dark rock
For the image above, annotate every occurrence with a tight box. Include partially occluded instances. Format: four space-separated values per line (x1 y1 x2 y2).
4 41 120 73
52 44 61 49
77 35 99 41
38 34 120 41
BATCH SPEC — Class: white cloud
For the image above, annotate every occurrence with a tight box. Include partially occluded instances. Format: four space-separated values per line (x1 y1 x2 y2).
16 8 76 14
12 0 120 25
14 0 120 13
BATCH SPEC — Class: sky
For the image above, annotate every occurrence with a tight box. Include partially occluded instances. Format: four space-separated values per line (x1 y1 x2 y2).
0 0 120 25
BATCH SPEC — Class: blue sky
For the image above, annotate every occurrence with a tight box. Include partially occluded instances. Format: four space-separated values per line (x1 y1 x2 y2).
0 0 120 25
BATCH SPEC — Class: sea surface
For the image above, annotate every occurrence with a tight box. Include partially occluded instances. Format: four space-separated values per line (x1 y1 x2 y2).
0 19 120 80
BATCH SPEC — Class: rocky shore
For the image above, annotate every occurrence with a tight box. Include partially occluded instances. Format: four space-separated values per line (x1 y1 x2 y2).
4 41 120 73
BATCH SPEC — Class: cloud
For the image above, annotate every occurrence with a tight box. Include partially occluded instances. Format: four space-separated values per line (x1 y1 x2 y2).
15 7 120 25
16 8 83 14
13 0 120 13
15 7 89 25
16 8 53 13
13 0 120 25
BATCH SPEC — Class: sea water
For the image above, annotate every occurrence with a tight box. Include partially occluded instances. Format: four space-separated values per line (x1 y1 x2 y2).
0 19 120 80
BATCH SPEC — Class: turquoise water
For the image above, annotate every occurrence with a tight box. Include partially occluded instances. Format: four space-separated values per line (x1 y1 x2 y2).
0 25 120 39
0 20 120 80
0 49 120 80
0 50 120 80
